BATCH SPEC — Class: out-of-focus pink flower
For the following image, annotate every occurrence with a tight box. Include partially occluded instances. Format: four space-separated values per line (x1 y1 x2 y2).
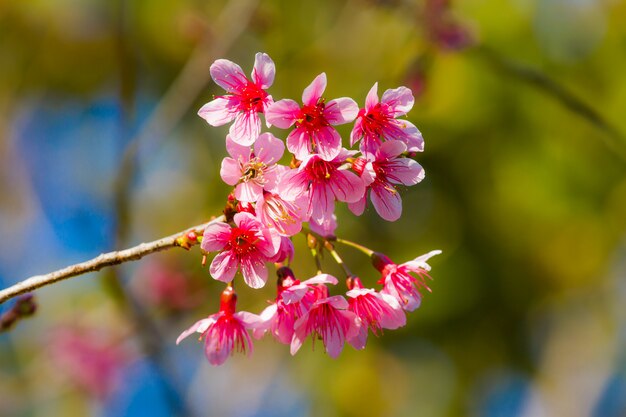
177 287 264 366
373 250 442 312
350 83 424 158
220 133 284 202
278 151 365 225
255 191 305 236
290 278 362 358
198 53 275 146
266 73 358 161
349 140 425 221
133 262 204 311
346 276 406 349
202 212 281 288
49 326 129 399
424 0 474 51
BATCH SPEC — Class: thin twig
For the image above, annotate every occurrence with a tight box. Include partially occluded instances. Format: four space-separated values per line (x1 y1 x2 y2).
0 216 224 305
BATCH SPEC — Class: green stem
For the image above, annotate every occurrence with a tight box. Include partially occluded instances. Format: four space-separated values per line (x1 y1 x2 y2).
335 238 374 257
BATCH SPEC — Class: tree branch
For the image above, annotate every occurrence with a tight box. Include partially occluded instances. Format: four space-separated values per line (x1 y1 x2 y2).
0 216 224 305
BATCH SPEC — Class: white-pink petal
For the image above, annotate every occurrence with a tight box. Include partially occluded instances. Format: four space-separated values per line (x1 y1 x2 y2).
229 111 260 146
370 185 402 222
176 317 215 345
201 222 231 252
254 132 284 164
240 257 268 289
313 126 342 161
209 251 239 282
302 73 327 106
365 83 379 111
325 97 359 125
381 86 414 116
265 99 300 128
197 97 239 126
220 157 242 186
251 52 275 89
210 59 248 93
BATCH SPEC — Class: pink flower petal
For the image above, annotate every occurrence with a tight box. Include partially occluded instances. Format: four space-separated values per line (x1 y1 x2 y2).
235 311 265 329
225 135 250 161
325 295 349 310
286 128 313 160
378 293 407 329
276 169 309 201
302 73 327 106
393 120 424 152
325 97 359 125
201 222 231 252
401 250 442 271
309 184 335 224
313 126 342 161
197 97 239 126
176 317 214 345
348 324 368 350
229 111 260 146
365 83 379 111
387 158 425 186
251 52 275 89
220 157 242 186
370 184 402 221
348 194 367 216
234 181 263 202
301 273 339 286
349 117 364 147
265 99 300 128
377 140 407 160
254 132 284 165
329 170 366 204
210 59 248 93
209 251 239 283
240 257 268 289
381 86 414 116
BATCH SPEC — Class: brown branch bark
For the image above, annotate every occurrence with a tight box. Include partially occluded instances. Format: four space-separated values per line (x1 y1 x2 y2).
0 216 224 305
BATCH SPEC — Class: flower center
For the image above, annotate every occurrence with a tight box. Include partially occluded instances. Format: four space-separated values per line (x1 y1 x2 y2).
240 157 266 183
306 158 336 182
361 105 390 135
228 227 258 256
296 100 329 133
238 82 268 113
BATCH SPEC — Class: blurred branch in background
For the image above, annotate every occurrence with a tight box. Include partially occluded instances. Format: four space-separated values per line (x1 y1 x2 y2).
474 45 626 162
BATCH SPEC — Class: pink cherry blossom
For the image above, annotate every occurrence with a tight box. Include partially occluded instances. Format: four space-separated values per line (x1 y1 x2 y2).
265 73 358 161
290 279 362 358
201 212 281 288
373 250 442 312
48 326 129 399
346 276 406 349
253 269 334 343
255 191 305 236
350 83 424 157
220 132 285 202
176 287 264 366
278 152 365 225
349 140 425 221
198 53 275 146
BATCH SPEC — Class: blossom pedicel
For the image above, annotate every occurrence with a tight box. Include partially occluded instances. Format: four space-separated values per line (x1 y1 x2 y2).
177 53 441 365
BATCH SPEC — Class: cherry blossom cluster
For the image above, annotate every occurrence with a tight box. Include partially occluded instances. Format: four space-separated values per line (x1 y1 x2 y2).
176 53 441 365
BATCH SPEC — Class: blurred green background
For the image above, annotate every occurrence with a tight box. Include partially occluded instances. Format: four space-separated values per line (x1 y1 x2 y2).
2 0 626 416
